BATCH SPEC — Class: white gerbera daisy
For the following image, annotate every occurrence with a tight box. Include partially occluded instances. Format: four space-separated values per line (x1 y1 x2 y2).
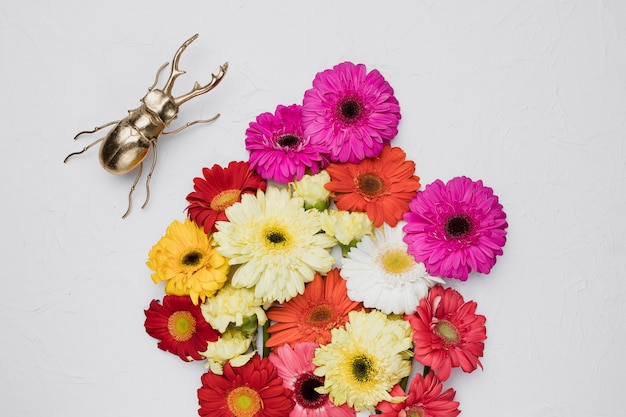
341 221 445 314
214 186 336 303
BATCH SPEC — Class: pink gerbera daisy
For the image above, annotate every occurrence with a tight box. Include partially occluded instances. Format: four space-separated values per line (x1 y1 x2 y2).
302 61 401 164
405 285 487 381
269 343 355 417
375 372 460 417
245 104 327 183
403 176 507 281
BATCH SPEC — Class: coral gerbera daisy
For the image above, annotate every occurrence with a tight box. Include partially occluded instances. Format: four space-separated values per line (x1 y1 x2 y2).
186 160 266 234
313 310 413 412
144 295 219 362
269 343 356 417
375 372 461 417
146 218 229 304
246 104 327 183
325 145 421 227
302 61 401 163
405 285 487 381
341 221 444 315
197 354 294 417
214 186 336 304
402 176 508 281
265 269 363 348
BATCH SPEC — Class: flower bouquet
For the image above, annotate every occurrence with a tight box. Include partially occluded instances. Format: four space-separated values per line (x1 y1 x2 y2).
144 61 508 417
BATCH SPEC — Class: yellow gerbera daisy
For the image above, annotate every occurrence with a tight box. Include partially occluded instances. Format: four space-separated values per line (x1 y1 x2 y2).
147 218 229 305
214 186 336 303
313 309 413 412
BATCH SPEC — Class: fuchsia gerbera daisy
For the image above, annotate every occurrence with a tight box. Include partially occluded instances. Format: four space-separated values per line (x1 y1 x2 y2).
302 62 401 164
375 372 460 417
186 161 266 234
405 285 487 381
144 295 220 362
403 176 507 281
245 104 327 183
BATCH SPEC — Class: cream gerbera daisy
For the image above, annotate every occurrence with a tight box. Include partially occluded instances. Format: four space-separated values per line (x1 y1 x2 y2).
313 309 413 412
341 221 445 315
214 186 336 303
200 283 268 333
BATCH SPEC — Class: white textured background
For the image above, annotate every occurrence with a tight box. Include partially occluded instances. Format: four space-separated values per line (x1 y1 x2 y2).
1 1 625 416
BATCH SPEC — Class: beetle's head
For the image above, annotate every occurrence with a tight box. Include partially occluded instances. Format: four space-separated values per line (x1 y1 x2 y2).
142 90 179 124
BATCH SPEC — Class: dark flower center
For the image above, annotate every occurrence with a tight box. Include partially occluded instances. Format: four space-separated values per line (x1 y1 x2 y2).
307 305 333 325
294 373 327 409
182 250 203 266
266 231 286 244
336 95 364 125
357 173 386 198
445 214 472 238
277 134 301 148
351 355 373 382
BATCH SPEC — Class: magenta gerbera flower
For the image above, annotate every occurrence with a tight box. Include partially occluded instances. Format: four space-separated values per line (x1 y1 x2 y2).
402 176 508 281
245 104 327 183
302 61 401 164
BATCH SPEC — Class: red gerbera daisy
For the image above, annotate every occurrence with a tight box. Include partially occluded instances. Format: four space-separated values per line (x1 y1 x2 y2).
375 372 460 417
198 354 295 417
405 286 487 381
186 161 266 234
325 145 421 227
144 295 220 362
265 269 362 348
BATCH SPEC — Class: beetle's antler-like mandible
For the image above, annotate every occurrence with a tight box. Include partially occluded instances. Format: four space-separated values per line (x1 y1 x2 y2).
173 62 228 106
161 34 229 107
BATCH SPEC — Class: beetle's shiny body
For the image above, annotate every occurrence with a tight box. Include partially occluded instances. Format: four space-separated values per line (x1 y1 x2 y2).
65 34 228 218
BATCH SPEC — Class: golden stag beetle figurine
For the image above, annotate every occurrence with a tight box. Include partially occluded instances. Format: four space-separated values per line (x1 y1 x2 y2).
64 34 228 218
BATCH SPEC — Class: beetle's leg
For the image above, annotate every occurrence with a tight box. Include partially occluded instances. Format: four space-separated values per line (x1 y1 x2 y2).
141 143 158 210
148 62 169 91
122 162 143 219
162 113 220 136
63 137 105 163
73 120 119 140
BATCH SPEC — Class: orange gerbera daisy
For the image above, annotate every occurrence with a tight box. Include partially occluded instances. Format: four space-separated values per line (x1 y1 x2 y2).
265 268 362 347
325 145 421 227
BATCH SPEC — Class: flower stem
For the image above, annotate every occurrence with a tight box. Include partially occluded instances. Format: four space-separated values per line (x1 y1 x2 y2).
262 320 271 358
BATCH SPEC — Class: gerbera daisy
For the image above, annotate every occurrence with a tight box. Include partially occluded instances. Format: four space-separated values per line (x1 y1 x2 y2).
265 269 362 348
313 310 413 412
405 285 487 381
269 343 356 417
198 354 294 417
302 61 401 163
146 218 229 304
375 372 460 417
186 160 266 234
402 176 508 281
325 145 421 227
144 295 219 362
341 221 444 315
246 104 327 183
214 186 336 304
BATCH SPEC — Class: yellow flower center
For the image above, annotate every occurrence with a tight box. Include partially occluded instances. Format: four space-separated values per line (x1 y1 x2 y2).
351 354 374 383
262 224 292 249
381 249 415 274
356 172 387 199
435 319 461 345
167 311 196 342
227 386 262 417
210 189 242 212
401 406 425 417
